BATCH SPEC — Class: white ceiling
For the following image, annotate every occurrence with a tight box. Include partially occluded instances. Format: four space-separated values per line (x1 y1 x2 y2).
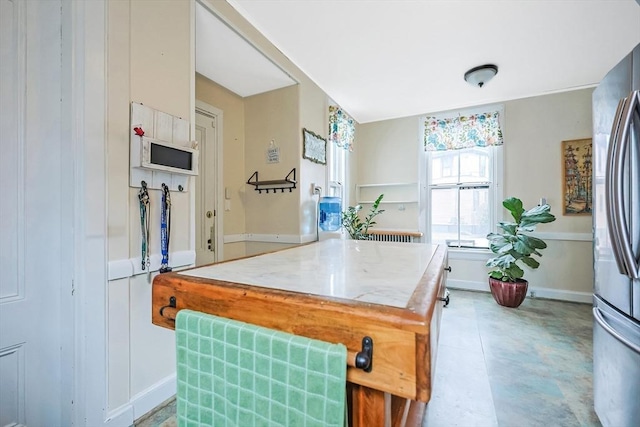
195 2 296 97
200 1 640 124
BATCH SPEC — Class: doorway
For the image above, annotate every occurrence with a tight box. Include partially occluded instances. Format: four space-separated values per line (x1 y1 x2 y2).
195 101 224 266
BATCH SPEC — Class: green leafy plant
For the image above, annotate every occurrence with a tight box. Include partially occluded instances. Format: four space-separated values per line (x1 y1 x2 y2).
341 194 385 240
486 197 556 282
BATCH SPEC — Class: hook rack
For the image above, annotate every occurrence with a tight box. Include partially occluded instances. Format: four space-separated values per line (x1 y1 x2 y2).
247 168 297 194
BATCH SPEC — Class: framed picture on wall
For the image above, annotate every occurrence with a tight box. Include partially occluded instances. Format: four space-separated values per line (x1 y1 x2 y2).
302 128 326 165
562 138 592 215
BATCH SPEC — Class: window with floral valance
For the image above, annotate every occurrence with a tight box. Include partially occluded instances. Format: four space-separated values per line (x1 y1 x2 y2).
424 111 503 151
423 109 503 250
329 105 355 151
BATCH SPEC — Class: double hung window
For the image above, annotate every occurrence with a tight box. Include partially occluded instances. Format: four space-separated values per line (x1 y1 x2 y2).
424 110 503 249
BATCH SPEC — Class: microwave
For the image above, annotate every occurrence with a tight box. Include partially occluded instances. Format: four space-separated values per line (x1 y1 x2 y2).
132 136 199 176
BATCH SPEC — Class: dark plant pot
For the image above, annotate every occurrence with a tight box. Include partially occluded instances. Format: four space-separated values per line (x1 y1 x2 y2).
488 277 528 308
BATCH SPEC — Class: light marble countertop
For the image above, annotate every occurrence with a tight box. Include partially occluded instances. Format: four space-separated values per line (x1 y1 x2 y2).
180 239 438 308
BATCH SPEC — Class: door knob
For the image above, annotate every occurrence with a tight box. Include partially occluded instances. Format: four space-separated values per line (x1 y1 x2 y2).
206 211 213 218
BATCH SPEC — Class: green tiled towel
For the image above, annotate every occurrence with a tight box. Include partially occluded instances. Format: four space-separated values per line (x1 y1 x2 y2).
176 309 347 427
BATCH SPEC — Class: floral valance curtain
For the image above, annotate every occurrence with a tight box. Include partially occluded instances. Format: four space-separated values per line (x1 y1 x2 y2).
424 111 503 151
329 105 355 151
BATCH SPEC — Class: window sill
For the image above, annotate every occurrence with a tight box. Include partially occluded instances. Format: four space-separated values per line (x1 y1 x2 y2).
447 247 492 261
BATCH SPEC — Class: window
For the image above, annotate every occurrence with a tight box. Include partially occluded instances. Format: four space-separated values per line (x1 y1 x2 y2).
327 140 346 200
423 110 503 249
327 105 354 202
428 147 500 248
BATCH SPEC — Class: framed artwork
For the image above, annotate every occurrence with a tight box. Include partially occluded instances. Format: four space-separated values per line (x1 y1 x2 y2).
302 128 326 165
562 138 592 215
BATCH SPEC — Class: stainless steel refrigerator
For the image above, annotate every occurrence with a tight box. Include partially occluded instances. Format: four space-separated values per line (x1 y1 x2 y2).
592 42 640 427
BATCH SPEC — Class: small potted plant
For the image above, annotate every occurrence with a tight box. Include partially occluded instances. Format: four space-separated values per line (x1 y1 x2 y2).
486 197 556 308
341 194 385 240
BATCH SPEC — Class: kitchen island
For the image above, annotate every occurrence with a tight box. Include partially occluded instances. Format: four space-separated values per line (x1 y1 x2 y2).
152 239 449 426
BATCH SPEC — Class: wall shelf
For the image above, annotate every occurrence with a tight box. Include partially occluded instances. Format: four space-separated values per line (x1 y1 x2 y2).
356 182 419 204
247 168 297 194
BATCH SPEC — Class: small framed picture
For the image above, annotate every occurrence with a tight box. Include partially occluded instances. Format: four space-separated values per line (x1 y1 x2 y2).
302 128 326 165
562 138 592 215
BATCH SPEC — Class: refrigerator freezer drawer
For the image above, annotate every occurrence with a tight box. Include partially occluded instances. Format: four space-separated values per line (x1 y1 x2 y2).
593 304 640 427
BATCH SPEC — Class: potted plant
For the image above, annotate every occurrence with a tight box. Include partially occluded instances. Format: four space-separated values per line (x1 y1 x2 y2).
341 194 385 240
486 197 556 307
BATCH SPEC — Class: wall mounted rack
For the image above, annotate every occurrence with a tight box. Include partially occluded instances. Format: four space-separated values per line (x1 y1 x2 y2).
247 168 297 194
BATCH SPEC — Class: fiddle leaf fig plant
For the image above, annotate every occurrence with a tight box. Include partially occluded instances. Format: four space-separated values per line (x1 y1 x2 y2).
486 197 556 282
341 194 385 240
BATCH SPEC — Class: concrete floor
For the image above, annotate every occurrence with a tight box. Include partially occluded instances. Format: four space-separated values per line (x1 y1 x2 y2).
135 289 600 427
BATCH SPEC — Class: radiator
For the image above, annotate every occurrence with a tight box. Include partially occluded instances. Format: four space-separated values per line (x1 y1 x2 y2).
366 230 422 243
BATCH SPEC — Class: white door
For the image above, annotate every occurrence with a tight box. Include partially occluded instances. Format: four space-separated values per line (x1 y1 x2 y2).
0 0 69 425
195 109 220 266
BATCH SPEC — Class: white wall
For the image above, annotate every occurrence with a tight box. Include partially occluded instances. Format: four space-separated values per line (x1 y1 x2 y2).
355 117 421 230
105 0 192 422
357 89 594 302
193 1 337 257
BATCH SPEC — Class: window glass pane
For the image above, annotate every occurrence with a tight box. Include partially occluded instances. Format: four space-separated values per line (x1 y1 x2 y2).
430 187 458 245
430 151 459 185
328 137 347 200
429 184 491 248
459 187 490 248
430 147 490 185
459 148 490 183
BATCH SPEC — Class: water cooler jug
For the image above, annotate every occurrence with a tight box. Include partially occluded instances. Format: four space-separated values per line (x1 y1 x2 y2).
318 196 342 232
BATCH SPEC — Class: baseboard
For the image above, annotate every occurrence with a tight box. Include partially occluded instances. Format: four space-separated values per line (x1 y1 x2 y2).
130 374 177 421
103 403 134 427
223 234 245 243
447 279 489 293
526 287 593 304
447 279 592 304
101 375 175 427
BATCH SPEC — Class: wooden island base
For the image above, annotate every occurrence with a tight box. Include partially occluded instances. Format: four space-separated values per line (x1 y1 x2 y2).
350 385 427 426
152 240 448 426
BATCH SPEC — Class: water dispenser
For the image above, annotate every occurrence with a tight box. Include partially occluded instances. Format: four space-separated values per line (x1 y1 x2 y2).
318 196 342 232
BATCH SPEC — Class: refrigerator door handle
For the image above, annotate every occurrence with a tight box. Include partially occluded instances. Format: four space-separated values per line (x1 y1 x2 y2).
593 307 640 353
606 96 630 276
612 91 640 279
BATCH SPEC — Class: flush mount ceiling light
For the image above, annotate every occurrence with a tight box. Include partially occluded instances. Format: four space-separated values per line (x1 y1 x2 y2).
464 64 498 88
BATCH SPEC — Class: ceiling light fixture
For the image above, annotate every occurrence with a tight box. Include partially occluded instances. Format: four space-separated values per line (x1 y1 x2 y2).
464 64 498 88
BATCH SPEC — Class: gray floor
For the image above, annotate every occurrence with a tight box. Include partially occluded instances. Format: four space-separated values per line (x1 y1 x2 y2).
135 290 600 427
425 290 599 427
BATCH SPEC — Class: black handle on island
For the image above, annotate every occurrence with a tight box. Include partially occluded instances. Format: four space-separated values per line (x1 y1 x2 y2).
355 336 374 373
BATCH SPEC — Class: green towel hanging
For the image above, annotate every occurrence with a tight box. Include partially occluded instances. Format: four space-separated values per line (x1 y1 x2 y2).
176 309 347 426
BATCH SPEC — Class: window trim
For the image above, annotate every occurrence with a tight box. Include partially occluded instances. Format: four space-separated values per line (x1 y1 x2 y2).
418 109 504 249
326 127 348 203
